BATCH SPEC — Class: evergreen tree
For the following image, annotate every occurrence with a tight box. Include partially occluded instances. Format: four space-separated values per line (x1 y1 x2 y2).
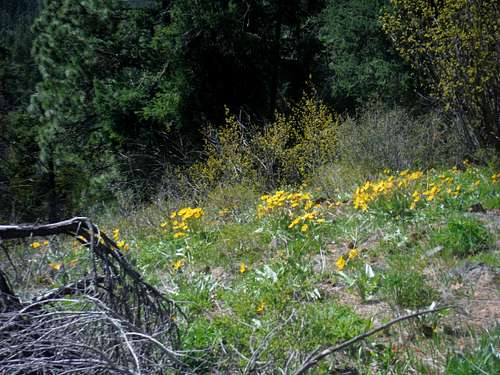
0 0 43 221
30 0 170 215
316 0 413 112
151 0 324 130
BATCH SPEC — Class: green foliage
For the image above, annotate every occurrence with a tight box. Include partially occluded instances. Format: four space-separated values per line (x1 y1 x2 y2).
317 0 413 110
29 0 175 214
430 217 492 258
152 0 324 130
0 1 42 221
0 113 46 220
381 0 500 149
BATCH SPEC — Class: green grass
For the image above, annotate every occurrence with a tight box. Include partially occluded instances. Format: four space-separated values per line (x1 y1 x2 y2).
430 217 493 258
445 327 500 374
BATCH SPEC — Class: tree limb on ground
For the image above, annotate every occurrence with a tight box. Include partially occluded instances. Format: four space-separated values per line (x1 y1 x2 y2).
0 217 188 374
292 305 453 375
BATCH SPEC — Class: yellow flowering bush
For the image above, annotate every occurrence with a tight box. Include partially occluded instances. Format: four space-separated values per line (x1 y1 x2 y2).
185 93 340 193
254 93 340 184
381 0 499 147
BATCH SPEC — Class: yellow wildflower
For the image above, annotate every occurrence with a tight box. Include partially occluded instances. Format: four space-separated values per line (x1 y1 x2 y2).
348 248 358 260
336 256 346 271
288 217 301 229
301 224 309 233
304 200 314 210
173 232 187 239
423 185 440 202
172 259 185 271
30 242 41 249
43 240 49 246
48 262 62 271
240 262 247 274
256 301 265 315
117 240 126 249
113 229 120 241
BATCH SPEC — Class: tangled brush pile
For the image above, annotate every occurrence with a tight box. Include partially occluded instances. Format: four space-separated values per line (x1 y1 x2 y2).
0 217 188 374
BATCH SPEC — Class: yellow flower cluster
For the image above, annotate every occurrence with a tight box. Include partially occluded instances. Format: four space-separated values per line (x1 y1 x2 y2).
355 165 490 212
112 228 130 251
30 240 49 249
492 173 500 184
353 170 424 211
411 172 469 210
336 248 359 271
161 207 204 239
288 210 324 232
258 190 325 232
258 191 314 217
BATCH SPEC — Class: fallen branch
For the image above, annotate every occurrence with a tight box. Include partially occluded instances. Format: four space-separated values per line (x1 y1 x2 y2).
292 305 453 375
0 217 93 240
0 217 186 374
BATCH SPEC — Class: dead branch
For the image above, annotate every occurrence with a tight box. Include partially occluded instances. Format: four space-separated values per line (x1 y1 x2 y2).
291 305 453 375
0 217 188 374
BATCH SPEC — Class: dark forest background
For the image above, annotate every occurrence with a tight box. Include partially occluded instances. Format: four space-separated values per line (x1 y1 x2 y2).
0 0 498 222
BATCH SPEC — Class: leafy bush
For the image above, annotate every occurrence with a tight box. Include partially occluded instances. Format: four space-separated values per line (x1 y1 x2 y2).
186 109 256 193
382 0 500 149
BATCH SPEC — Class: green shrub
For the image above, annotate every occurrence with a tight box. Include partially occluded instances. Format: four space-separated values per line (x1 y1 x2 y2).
430 217 492 258
380 257 438 309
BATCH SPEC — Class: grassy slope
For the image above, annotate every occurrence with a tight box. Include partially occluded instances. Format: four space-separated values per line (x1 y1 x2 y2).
15 164 500 373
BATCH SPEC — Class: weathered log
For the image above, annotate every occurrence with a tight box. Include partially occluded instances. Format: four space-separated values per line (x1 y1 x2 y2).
0 216 94 240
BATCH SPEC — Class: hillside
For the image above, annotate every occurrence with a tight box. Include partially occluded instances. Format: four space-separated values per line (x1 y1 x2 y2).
2 164 498 373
